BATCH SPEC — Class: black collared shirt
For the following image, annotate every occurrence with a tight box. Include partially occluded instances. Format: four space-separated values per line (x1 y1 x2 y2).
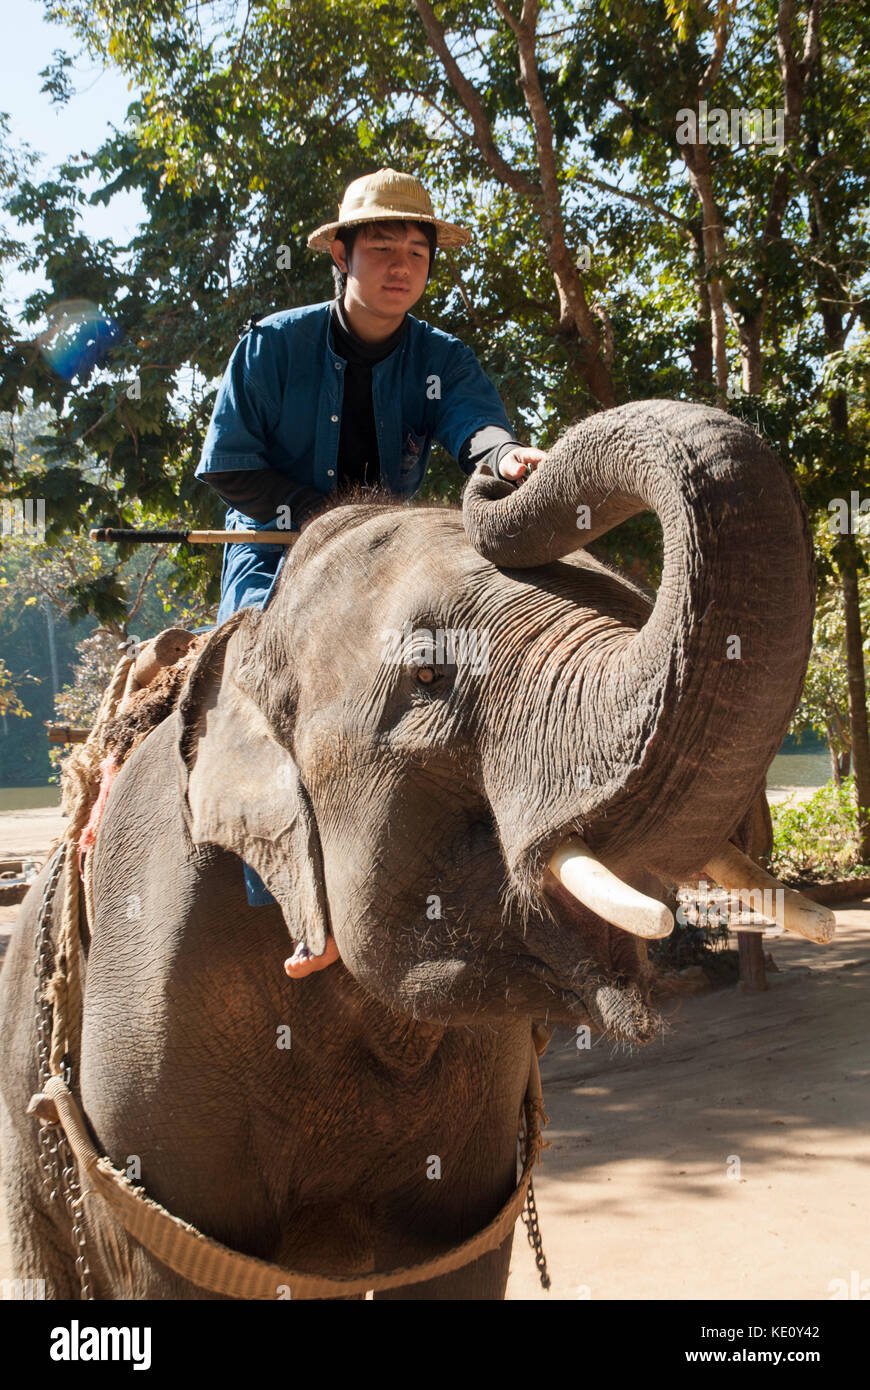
328 294 404 492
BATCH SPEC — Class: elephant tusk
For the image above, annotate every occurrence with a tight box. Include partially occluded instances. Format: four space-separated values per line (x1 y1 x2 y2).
548 838 674 939
703 842 835 945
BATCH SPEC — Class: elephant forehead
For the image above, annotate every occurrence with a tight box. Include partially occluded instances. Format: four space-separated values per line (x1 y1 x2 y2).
298 505 490 573
284 508 497 627
278 510 653 688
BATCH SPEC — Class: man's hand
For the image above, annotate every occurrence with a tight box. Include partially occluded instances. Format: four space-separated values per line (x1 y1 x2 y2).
497 446 548 483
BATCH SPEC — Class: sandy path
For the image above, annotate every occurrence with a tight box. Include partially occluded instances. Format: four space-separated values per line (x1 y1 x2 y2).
0 809 67 964
1 804 866 1300
766 783 824 807
506 906 870 1300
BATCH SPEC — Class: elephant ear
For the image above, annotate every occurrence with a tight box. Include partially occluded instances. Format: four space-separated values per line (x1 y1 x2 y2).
174 618 330 957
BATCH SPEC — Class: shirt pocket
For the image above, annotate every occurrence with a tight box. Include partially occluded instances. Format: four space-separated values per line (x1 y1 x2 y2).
398 429 428 491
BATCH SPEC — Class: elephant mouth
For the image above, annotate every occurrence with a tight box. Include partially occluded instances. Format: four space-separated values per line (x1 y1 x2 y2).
509 872 662 1046
511 823 835 1044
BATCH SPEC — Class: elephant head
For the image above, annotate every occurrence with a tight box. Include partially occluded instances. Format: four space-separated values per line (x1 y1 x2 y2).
175 400 830 1044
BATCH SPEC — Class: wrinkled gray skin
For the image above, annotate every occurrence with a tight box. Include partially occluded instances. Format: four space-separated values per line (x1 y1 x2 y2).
0 401 814 1299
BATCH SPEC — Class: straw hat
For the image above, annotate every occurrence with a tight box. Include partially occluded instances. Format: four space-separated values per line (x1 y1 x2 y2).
307 168 470 251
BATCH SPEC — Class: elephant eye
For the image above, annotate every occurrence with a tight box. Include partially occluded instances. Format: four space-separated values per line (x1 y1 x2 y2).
416 664 441 686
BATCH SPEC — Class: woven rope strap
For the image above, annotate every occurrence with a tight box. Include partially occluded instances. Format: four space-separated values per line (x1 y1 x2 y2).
44 1047 544 1299
47 655 135 1076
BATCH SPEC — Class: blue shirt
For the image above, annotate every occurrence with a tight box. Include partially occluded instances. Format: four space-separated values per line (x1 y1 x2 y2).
196 300 512 506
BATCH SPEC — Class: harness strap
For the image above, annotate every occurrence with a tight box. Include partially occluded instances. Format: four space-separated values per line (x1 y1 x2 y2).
44 1049 545 1299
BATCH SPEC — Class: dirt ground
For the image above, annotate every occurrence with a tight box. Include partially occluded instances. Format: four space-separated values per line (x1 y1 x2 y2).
1 804 867 1300
506 905 870 1299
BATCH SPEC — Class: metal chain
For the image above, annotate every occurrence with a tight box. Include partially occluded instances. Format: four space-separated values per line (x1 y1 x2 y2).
519 1107 551 1290
31 842 94 1299
61 1148 93 1300
520 1172 551 1290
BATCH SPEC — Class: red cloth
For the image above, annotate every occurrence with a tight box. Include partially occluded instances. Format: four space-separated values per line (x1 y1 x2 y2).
78 753 119 874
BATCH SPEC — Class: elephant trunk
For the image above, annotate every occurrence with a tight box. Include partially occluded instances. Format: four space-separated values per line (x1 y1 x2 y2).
462 400 815 882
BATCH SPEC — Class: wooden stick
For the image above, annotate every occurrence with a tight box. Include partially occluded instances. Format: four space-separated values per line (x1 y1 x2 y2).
89 528 298 546
46 725 91 744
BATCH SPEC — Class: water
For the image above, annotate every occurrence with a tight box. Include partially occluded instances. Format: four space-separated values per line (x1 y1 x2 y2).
0 785 62 812
0 748 833 814
766 750 831 789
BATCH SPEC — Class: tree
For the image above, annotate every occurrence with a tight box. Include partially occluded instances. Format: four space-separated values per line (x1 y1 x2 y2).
791 566 870 785
0 400 215 781
0 658 30 721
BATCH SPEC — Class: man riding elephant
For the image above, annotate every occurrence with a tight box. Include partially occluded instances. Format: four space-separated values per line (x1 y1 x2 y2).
195 166 546 916
196 166 547 617
0 392 834 1300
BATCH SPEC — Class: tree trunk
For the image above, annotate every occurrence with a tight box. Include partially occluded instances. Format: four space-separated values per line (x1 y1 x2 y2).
681 144 729 405
738 314 764 395
689 225 714 392
43 601 59 700
838 544 870 861
827 728 841 787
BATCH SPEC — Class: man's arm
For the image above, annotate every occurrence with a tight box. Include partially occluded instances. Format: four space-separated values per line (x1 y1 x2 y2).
458 422 544 489
196 325 325 529
436 343 546 484
459 425 520 479
201 467 325 527
459 425 547 486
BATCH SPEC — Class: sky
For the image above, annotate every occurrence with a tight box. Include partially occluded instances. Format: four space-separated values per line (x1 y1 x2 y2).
1 0 145 323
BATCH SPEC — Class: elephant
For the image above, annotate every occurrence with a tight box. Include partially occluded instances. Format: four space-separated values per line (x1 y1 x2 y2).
0 399 828 1300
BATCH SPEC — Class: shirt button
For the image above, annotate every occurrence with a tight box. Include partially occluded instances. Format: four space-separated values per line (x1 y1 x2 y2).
327 469 335 477
335 362 341 370
331 414 339 422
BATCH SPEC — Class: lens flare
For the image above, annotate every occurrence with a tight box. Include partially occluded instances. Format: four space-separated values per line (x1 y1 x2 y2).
39 299 123 383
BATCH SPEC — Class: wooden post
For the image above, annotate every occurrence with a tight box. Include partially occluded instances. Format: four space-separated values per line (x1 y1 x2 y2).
737 930 767 992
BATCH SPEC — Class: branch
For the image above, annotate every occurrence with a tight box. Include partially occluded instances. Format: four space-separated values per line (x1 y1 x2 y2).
232 0 252 70
612 96 659 140
404 88 474 143
30 572 73 619
590 302 614 367
491 0 527 39
517 291 559 316
441 251 484 332
699 0 736 97
492 0 614 393
415 0 614 405
413 0 539 197
842 301 868 341
127 550 159 624
572 171 690 231
803 253 851 299
786 152 827 243
761 0 823 243
492 0 556 215
777 0 820 101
